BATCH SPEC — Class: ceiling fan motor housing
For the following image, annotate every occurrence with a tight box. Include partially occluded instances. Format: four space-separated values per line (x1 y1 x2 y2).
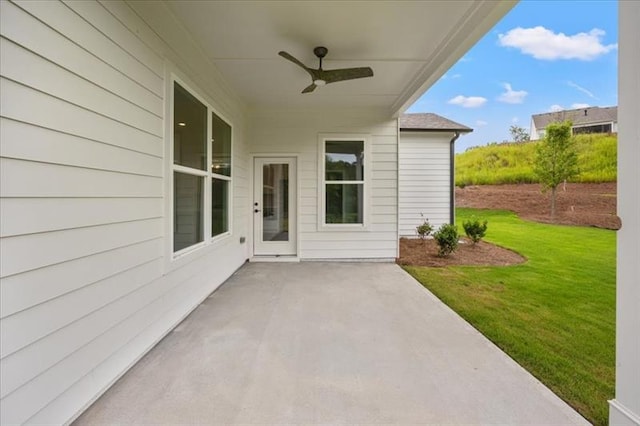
313 46 328 59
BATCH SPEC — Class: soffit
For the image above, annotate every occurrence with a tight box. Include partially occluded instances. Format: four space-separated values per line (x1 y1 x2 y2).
163 1 515 114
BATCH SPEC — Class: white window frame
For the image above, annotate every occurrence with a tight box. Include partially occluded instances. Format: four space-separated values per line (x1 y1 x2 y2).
169 75 233 260
318 134 371 230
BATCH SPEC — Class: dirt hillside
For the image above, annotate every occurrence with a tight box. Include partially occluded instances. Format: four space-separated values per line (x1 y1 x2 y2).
456 183 619 230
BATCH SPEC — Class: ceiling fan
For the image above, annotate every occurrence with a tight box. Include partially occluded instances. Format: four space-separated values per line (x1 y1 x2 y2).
278 46 374 93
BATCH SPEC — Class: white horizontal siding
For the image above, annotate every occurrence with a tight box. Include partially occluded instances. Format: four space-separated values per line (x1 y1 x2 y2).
0 1 249 424
249 109 398 260
0 118 162 178
0 39 162 137
14 0 163 97
0 78 162 157
0 158 163 198
0 239 163 317
0 1 163 116
0 197 162 238
62 0 165 75
301 248 396 259
400 180 450 188
398 132 453 237
1 258 163 397
0 218 163 280
400 169 451 176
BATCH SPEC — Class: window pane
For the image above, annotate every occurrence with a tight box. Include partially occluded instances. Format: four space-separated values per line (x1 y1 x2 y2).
326 183 363 224
174 172 203 252
212 178 228 237
212 112 231 176
262 164 289 241
325 141 364 181
174 82 206 170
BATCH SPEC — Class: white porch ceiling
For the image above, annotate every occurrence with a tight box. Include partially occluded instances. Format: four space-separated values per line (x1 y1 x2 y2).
164 1 516 114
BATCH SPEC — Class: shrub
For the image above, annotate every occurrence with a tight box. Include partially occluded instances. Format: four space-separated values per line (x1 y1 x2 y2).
433 223 459 257
463 217 488 244
416 216 433 240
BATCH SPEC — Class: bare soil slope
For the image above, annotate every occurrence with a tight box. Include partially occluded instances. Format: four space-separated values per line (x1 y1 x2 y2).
456 183 619 230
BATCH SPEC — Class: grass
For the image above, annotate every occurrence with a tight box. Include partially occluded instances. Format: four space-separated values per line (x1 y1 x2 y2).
456 133 617 186
403 208 615 425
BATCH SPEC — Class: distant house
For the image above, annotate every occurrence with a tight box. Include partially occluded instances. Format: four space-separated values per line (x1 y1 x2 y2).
398 113 472 236
530 106 618 140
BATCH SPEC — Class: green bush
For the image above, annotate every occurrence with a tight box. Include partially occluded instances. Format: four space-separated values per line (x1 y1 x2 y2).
433 223 459 257
463 217 488 244
416 216 433 239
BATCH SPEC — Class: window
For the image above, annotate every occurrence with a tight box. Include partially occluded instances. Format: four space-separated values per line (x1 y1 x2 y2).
211 112 231 237
320 137 368 226
172 80 231 255
572 123 612 135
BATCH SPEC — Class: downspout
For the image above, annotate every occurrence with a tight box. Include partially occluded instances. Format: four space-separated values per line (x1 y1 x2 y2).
449 131 460 224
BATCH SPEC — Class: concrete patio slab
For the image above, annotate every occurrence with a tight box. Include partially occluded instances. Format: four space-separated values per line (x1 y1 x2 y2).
75 262 589 425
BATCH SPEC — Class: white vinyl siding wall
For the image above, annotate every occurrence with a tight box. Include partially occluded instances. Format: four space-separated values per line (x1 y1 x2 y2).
0 1 249 424
398 132 452 237
249 110 398 260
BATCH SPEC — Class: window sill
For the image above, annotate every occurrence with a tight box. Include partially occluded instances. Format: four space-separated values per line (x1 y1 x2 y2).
171 232 233 262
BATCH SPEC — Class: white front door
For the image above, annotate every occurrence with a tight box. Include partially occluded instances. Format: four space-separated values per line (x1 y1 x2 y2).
253 157 297 256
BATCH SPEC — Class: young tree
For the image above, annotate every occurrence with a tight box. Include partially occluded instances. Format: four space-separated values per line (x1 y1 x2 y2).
509 125 530 143
533 121 579 220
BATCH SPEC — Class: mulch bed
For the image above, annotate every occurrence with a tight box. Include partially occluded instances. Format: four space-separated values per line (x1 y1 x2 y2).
399 183 617 268
397 237 525 267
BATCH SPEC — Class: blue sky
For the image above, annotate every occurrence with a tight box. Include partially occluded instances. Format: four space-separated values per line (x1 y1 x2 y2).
407 0 618 152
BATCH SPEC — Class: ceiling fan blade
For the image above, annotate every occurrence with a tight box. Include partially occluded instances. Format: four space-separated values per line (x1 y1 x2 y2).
320 67 374 84
279 51 313 73
301 83 317 94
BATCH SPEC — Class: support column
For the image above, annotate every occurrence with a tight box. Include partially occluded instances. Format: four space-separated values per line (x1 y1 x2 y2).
609 1 640 425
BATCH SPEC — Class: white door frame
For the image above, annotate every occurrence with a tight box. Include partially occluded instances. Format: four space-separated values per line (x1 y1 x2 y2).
252 156 298 257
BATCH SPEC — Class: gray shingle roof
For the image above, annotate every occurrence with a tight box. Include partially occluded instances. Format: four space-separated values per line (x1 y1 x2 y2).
399 113 473 132
532 106 617 129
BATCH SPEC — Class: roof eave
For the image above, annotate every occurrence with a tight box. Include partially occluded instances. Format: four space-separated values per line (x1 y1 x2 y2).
390 0 518 117
400 128 473 133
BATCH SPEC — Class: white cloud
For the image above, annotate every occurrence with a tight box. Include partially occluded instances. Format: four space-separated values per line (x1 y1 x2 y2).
476 120 488 126
549 104 563 112
571 103 590 109
511 117 519 123
447 95 487 108
567 81 598 99
498 83 528 104
441 73 461 80
498 26 617 61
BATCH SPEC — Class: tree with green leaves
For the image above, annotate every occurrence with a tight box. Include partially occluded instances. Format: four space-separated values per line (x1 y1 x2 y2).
509 125 530 143
533 121 579 220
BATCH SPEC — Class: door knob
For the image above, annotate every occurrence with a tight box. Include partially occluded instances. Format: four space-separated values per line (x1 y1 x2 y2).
254 209 260 213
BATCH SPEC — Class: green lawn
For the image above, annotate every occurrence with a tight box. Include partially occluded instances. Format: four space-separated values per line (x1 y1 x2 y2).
404 208 615 425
